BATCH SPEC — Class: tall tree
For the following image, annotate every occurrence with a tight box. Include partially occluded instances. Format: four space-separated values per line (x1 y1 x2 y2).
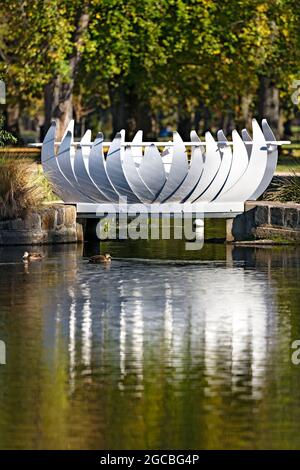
43 1 90 140
0 0 74 139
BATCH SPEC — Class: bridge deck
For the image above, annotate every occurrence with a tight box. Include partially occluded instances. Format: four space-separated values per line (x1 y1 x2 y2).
76 202 244 219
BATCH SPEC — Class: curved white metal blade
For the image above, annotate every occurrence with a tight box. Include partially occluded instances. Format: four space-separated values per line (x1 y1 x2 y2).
41 121 56 175
41 122 88 202
88 133 120 202
61 119 75 141
62 119 76 171
242 128 252 159
249 119 278 199
44 126 91 202
217 130 249 198
122 147 156 202
131 130 143 167
138 144 166 197
190 130 205 155
106 133 140 203
168 131 204 202
195 131 232 202
188 131 221 202
56 130 78 186
217 119 268 202
155 132 189 202
73 131 110 203
56 130 93 202
161 142 173 175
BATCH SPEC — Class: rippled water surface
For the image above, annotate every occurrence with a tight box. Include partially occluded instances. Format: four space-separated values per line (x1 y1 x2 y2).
0 222 300 449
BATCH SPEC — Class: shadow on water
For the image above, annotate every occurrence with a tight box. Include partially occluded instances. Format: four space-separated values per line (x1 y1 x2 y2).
0 220 300 449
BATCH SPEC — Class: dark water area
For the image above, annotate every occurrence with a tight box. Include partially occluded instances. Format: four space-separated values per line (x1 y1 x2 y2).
0 220 300 449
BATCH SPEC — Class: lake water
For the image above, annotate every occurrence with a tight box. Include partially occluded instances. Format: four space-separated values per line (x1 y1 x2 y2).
0 221 300 449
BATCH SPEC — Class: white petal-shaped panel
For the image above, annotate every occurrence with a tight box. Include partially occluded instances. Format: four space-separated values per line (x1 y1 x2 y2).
122 147 155 203
217 130 249 198
73 131 110 203
41 121 56 176
131 130 143 167
168 142 204 202
161 143 173 175
195 132 232 202
155 132 189 203
56 131 77 187
189 132 221 202
217 119 268 202
138 144 166 197
250 119 278 200
88 133 121 202
190 130 205 155
41 122 78 202
61 120 76 172
106 134 140 203
242 128 252 159
42 123 89 202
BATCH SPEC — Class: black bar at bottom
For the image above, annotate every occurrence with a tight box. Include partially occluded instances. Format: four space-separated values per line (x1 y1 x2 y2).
0 450 299 466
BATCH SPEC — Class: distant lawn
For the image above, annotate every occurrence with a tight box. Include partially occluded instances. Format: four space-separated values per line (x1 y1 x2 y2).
277 145 300 173
277 160 300 173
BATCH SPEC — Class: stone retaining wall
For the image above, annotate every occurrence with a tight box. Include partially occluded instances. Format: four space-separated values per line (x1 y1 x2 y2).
1 200 299 245
0 204 83 245
228 201 300 242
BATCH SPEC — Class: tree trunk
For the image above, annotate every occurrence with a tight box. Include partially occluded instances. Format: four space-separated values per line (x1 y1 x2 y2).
220 111 235 136
178 100 192 140
110 82 156 140
283 117 292 139
54 81 74 141
136 101 156 140
240 95 252 129
5 103 21 141
194 105 212 134
109 85 128 137
258 77 280 135
41 9 89 141
41 77 73 140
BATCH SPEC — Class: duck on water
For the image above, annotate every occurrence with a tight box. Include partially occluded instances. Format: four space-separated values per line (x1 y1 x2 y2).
22 252 43 262
88 254 112 264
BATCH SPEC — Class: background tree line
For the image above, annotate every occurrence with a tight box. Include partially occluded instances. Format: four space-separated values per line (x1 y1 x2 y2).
0 0 300 143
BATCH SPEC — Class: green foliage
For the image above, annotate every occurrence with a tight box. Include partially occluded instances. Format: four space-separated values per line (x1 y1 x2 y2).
80 0 300 128
1 0 300 131
265 174 300 203
0 71 17 146
0 115 17 147
0 1 74 104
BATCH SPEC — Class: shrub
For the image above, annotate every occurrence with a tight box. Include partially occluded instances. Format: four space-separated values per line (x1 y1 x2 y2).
0 156 56 220
0 115 17 147
264 173 300 204
34 164 59 203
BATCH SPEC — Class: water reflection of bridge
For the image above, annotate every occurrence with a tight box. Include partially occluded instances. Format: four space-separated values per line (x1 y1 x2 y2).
47 247 278 400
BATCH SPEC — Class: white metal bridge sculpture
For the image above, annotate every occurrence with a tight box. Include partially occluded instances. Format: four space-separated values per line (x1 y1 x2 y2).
40 119 288 218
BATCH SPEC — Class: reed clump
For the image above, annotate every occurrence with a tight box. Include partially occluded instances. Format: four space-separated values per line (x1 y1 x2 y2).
0 156 56 221
264 173 300 204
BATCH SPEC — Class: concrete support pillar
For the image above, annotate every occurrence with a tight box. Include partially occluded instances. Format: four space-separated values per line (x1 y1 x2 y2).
226 243 234 265
226 218 235 242
194 218 204 240
76 221 84 243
